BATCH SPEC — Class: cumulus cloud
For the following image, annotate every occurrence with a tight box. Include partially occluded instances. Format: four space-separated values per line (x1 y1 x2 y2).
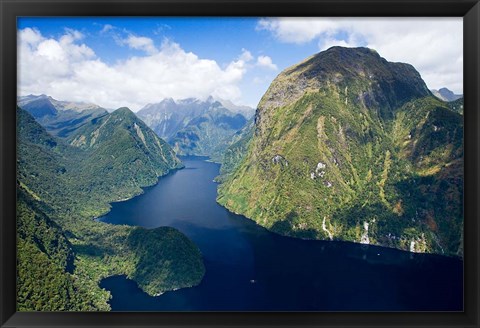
223 48 254 82
256 55 278 70
257 17 463 93
18 28 252 111
239 48 254 62
121 35 157 54
20 27 44 45
257 18 340 44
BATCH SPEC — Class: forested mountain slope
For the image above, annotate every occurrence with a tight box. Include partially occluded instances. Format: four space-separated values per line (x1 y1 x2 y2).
218 47 463 257
17 107 205 311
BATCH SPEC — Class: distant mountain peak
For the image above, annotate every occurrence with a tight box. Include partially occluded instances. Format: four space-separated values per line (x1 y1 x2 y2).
140 96 253 117
18 94 103 112
431 87 462 102
113 107 134 115
210 97 255 118
17 94 108 138
162 97 176 104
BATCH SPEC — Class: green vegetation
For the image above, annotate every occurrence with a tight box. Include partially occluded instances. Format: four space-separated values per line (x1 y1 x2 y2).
65 107 184 216
17 190 107 311
128 227 205 295
17 106 205 311
215 117 255 183
218 47 463 257
447 97 464 115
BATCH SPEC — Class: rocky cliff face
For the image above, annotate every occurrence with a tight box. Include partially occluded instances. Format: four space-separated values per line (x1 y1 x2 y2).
218 47 463 257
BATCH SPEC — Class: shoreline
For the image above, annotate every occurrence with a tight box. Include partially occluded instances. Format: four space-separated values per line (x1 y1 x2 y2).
96 156 462 311
215 197 462 260
100 274 199 299
92 159 202 305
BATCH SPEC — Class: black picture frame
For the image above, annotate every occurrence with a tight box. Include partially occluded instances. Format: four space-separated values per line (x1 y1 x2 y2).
1 0 479 327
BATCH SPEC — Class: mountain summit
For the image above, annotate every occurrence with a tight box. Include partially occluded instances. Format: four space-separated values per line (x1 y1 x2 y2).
258 47 430 122
218 47 463 257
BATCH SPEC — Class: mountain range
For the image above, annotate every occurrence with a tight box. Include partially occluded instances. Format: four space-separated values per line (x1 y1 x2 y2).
218 47 463 257
17 94 253 161
17 94 109 138
137 97 251 160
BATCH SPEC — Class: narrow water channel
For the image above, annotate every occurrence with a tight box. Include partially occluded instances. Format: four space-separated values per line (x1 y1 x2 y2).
99 157 463 311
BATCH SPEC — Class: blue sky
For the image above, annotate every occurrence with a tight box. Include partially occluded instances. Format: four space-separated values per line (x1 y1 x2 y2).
18 17 462 111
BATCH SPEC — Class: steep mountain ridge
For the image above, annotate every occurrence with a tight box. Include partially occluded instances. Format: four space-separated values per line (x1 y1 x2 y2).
218 47 463 257
67 107 182 200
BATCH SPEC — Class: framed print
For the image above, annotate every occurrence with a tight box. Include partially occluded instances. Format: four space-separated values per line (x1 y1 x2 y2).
1 0 479 327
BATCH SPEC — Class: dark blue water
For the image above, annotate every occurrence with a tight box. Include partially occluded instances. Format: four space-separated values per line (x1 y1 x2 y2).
99 157 463 311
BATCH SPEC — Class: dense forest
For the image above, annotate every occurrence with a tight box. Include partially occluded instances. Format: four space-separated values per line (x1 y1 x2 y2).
16 106 205 311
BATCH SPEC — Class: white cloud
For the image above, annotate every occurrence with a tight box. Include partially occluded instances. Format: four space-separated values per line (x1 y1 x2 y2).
221 48 254 83
36 39 65 61
239 48 254 62
122 35 157 54
62 28 84 41
100 24 114 34
257 18 340 44
19 27 44 45
319 36 360 51
18 29 251 111
18 27 95 92
257 17 463 93
153 24 171 35
256 55 278 70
